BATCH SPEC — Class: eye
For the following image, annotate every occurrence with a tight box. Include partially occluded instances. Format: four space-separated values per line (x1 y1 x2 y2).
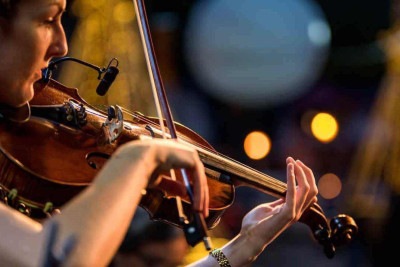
44 18 55 24
41 9 65 25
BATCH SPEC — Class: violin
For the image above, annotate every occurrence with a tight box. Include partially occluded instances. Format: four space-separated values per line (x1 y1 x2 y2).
0 0 357 259
0 76 357 258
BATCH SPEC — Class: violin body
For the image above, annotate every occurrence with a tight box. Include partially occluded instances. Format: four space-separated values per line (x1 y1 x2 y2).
0 0 358 258
0 78 234 226
0 77 358 258
0 74 358 258
0 79 358 258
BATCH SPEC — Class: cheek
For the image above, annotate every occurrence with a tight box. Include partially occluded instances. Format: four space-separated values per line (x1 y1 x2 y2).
1 61 37 106
24 41 43 67
7 77 35 107
2 25 51 105
6 38 41 79
18 27 47 64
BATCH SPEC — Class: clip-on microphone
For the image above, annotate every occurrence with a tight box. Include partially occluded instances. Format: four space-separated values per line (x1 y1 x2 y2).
41 57 119 96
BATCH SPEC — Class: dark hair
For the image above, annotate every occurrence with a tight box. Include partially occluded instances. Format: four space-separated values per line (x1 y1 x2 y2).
0 0 19 19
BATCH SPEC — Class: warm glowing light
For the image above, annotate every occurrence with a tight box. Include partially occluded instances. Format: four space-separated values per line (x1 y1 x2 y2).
244 131 271 160
310 112 338 143
318 173 342 199
113 1 135 23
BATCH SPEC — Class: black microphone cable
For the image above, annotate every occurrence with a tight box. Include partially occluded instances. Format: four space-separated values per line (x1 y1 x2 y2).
41 57 119 96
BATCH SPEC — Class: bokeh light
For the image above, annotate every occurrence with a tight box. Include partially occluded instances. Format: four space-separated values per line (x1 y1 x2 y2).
184 0 331 108
243 131 271 160
310 112 339 143
317 173 342 199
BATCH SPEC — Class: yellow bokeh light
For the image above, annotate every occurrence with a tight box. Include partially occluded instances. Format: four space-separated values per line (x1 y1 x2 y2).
318 173 342 199
113 1 136 24
243 131 271 160
310 112 338 143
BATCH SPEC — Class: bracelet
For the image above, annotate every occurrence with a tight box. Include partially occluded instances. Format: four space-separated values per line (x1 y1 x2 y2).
209 248 232 267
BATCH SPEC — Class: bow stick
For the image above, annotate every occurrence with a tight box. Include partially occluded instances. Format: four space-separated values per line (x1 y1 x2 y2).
133 0 212 250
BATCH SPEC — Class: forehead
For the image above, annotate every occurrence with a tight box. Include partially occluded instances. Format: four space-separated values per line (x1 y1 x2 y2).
17 0 66 11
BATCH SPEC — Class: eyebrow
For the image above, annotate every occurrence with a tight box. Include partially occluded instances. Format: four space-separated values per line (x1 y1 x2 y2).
48 0 66 13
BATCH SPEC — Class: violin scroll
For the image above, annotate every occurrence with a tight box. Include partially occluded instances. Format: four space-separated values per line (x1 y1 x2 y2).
313 214 358 259
330 214 358 247
297 203 358 259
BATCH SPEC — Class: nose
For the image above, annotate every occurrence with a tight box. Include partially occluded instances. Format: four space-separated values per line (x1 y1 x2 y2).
47 23 68 59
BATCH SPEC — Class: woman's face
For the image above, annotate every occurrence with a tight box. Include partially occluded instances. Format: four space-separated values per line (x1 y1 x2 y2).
0 0 68 107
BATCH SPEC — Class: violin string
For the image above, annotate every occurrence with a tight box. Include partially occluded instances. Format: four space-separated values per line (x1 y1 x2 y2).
75 103 287 193
119 111 288 193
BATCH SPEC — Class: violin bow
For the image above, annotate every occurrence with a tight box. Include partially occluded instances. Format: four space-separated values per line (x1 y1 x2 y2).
132 0 212 250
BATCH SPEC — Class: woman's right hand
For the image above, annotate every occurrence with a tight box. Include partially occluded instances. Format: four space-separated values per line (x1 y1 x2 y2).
109 139 210 217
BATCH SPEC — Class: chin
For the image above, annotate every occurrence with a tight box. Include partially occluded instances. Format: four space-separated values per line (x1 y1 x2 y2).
13 88 34 107
15 101 29 108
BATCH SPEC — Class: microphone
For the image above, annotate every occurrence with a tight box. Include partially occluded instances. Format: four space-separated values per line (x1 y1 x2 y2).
96 66 119 96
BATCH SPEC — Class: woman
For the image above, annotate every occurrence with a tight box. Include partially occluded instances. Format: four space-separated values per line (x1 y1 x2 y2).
0 0 318 266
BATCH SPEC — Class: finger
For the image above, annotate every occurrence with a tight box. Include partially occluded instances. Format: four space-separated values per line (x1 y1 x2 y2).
247 164 296 239
203 177 209 218
293 160 310 215
191 154 209 218
269 198 285 208
284 162 296 217
311 196 318 204
296 160 318 208
286 156 295 165
148 140 210 217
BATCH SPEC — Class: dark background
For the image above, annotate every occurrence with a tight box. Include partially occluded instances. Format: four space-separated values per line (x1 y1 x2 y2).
61 1 396 266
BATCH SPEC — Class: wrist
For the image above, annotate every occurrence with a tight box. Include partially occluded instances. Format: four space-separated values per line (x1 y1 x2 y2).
219 232 263 266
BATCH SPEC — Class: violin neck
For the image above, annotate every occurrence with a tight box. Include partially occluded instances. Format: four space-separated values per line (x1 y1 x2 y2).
192 144 287 198
136 124 287 198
